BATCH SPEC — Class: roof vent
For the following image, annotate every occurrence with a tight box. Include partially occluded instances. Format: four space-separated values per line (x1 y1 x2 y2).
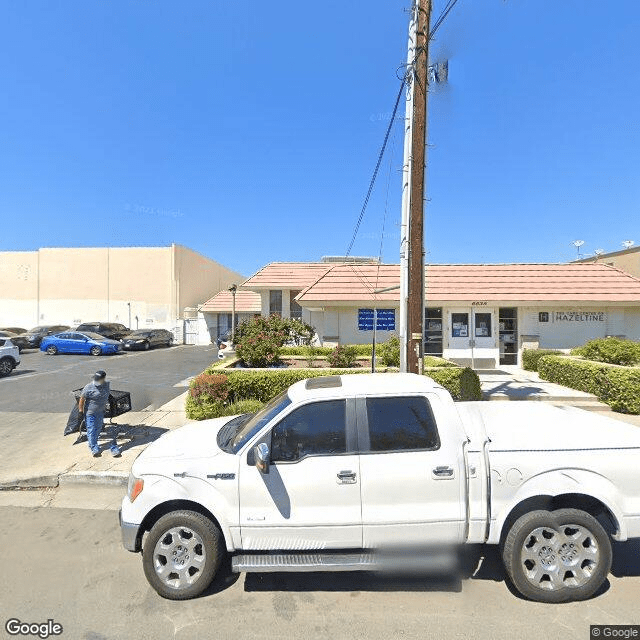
321 256 380 264
305 376 342 390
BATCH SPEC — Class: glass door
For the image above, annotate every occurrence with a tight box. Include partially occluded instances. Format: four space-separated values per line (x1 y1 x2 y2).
424 308 443 357
499 308 518 365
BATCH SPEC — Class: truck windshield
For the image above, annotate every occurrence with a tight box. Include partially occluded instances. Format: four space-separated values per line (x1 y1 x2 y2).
225 391 292 454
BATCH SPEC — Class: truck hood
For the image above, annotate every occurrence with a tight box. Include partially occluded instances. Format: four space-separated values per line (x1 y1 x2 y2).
458 402 640 452
132 415 237 472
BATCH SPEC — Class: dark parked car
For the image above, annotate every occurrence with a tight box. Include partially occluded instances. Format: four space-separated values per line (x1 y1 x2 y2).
19 325 70 349
121 329 174 350
0 327 27 335
75 322 130 341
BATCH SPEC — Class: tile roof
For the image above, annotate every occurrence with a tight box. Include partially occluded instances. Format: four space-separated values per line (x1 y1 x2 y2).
200 290 262 313
295 263 640 303
241 262 336 290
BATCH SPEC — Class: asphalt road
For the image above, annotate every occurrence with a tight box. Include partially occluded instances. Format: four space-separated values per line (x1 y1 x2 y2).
0 345 218 413
1 493 639 640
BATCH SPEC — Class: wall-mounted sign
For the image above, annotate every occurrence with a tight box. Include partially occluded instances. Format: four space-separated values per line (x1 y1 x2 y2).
358 308 396 331
540 311 606 323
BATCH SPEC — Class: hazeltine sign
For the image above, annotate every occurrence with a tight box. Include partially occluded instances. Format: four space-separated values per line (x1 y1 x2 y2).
539 311 606 323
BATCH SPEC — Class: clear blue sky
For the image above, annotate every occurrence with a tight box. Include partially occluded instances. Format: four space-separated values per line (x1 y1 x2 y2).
1 1 639 277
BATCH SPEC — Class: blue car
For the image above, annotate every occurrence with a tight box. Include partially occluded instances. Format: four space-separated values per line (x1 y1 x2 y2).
40 331 123 356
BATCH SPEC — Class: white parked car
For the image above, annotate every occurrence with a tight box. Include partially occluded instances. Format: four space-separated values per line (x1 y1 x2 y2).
120 373 640 603
0 338 21 377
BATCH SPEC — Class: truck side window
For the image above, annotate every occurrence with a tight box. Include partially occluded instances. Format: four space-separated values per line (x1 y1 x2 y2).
365 396 440 452
271 400 346 462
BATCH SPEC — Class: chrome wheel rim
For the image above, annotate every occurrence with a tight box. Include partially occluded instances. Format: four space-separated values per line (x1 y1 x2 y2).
520 523 600 591
0 360 11 374
46 346 56 355
153 526 206 590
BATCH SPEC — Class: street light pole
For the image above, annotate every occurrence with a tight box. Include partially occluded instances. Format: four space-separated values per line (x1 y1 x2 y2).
229 284 237 343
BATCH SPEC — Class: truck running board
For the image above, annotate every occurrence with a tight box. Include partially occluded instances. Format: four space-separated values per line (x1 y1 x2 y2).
232 552 377 573
231 549 459 573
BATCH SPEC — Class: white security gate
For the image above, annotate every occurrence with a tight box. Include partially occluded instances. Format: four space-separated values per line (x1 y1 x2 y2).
184 318 199 345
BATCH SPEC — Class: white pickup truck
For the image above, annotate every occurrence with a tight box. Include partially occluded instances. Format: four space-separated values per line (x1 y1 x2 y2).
120 373 640 603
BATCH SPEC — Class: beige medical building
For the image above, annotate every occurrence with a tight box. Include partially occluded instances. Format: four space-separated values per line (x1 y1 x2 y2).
0 244 244 338
201 259 640 368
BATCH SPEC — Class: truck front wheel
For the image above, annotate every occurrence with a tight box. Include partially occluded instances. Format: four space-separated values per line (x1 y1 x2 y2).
502 508 611 603
142 510 223 600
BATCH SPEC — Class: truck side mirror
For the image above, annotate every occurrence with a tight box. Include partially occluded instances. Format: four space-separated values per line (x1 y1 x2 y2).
254 442 270 474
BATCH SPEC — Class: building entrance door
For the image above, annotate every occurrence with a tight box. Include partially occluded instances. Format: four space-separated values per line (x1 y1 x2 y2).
448 308 497 368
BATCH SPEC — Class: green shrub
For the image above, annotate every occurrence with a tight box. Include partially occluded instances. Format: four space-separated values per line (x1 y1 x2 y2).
423 356 458 368
571 337 640 366
425 367 482 401
377 336 400 367
538 355 640 414
186 396 263 420
280 344 374 357
522 349 563 371
327 345 359 368
233 315 287 367
303 344 321 367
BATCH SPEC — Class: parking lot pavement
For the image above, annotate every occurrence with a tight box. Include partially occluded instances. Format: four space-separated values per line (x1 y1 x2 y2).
0 344 218 413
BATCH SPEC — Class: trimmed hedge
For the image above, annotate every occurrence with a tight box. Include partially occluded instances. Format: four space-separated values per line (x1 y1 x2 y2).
424 367 482 402
571 337 640 366
187 366 482 419
280 344 374 357
186 397 263 421
538 355 640 414
522 349 563 372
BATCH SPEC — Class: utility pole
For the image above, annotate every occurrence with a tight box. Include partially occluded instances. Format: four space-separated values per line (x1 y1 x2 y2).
401 0 431 373
229 284 237 342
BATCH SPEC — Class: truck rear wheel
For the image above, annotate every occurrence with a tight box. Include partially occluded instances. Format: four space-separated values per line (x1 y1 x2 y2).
502 509 611 603
0 357 14 376
142 510 223 600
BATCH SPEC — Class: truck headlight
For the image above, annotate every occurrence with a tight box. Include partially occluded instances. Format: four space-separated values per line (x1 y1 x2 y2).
127 474 144 502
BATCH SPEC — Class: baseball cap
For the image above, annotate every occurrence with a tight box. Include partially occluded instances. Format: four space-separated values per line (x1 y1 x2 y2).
93 370 107 381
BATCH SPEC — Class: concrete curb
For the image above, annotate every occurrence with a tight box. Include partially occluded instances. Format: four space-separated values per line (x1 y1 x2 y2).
60 471 128 486
0 475 60 490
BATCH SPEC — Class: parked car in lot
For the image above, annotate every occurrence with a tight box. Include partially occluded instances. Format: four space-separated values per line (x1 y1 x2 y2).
0 338 20 377
121 329 174 350
19 325 70 349
0 327 27 335
0 331 26 352
120 372 640 603
40 331 123 356
76 322 130 341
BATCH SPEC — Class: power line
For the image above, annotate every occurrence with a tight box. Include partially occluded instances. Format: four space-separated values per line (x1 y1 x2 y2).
345 78 406 257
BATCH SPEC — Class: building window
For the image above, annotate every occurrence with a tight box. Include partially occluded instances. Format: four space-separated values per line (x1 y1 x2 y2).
217 313 232 339
269 290 282 316
290 290 303 320
358 309 396 331
474 312 492 337
451 313 469 337
425 307 443 357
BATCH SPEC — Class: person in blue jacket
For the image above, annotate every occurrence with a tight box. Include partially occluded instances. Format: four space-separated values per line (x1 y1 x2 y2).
78 370 121 457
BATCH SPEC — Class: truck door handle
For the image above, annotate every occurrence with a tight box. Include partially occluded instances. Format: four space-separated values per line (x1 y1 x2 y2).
337 470 357 484
432 465 454 478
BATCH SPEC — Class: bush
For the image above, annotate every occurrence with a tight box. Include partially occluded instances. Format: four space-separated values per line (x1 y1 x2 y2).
188 374 229 403
423 356 458 368
233 315 287 367
571 337 640 366
280 344 374 357
186 397 263 420
303 344 321 367
522 349 563 372
538 355 640 414
425 367 482 401
327 345 359 368
377 336 400 367
284 318 316 346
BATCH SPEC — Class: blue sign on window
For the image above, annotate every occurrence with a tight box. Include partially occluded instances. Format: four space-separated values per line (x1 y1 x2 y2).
358 309 396 331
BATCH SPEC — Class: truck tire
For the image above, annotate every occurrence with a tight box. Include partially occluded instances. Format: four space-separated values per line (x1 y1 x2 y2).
142 510 223 600
502 509 611 603
0 357 14 376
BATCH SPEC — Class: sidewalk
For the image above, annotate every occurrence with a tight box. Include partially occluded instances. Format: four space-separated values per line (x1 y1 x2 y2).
0 392 193 489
